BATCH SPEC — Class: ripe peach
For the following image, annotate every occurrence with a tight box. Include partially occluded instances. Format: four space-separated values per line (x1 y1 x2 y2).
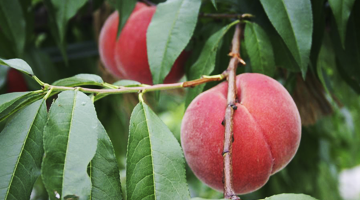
99 2 147 78
99 3 187 84
181 73 301 194
6 69 27 92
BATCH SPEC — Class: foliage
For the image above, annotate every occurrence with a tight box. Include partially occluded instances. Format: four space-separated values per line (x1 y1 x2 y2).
0 0 359 200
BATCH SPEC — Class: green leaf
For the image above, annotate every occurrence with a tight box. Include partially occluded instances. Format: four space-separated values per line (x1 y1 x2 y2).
0 92 29 113
47 0 87 46
264 193 318 200
90 120 122 200
0 0 26 56
113 80 142 87
0 91 45 122
0 100 47 200
52 74 104 87
210 0 217 10
0 58 34 76
185 20 239 107
270 33 300 72
261 0 313 77
331 1 360 89
328 0 356 47
147 0 202 84
42 90 98 200
127 102 190 200
43 0 88 62
0 66 9 89
116 0 137 36
244 22 276 76
309 0 326 68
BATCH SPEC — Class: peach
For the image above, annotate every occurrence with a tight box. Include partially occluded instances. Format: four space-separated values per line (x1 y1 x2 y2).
99 2 147 78
181 73 301 194
99 3 187 84
6 69 27 92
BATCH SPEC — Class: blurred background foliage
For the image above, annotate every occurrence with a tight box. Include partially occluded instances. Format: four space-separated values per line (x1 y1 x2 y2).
0 0 359 200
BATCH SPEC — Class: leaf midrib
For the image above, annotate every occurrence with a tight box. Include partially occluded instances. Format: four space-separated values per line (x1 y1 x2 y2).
61 91 77 198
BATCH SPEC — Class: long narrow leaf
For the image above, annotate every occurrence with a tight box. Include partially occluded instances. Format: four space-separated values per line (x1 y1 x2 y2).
328 0 356 47
0 58 34 76
127 101 190 200
90 120 122 200
147 0 201 85
245 22 276 76
0 91 45 122
261 0 313 77
185 20 239 107
0 0 26 56
0 100 47 200
42 90 98 199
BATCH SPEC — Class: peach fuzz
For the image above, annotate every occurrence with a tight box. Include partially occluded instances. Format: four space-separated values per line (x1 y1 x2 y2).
181 73 301 194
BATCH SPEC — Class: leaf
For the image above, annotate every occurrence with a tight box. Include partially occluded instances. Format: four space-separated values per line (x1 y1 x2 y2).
113 80 142 87
90 120 122 200
0 66 9 89
0 0 26 56
210 0 217 10
270 33 300 72
0 100 47 200
0 91 45 122
116 0 137 36
52 74 104 87
147 0 202 85
127 102 190 200
185 20 239 107
309 0 326 68
46 0 87 46
328 0 356 47
0 58 34 76
0 92 29 113
261 0 313 77
43 0 88 62
244 22 276 76
264 193 318 200
331 1 360 88
42 90 98 200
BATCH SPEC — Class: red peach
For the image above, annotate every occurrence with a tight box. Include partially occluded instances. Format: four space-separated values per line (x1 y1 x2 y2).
99 3 187 84
181 73 301 194
99 2 147 78
6 69 28 93
114 6 186 84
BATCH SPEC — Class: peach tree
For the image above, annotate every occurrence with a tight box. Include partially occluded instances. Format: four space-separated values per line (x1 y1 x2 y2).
0 0 359 200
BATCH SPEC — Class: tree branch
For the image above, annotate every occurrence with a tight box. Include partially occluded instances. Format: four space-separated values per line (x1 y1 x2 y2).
199 13 253 20
40 73 227 100
222 23 245 200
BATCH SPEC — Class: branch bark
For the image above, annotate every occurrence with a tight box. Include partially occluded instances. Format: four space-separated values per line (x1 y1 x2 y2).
199 13 253 20
222 23 245 200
